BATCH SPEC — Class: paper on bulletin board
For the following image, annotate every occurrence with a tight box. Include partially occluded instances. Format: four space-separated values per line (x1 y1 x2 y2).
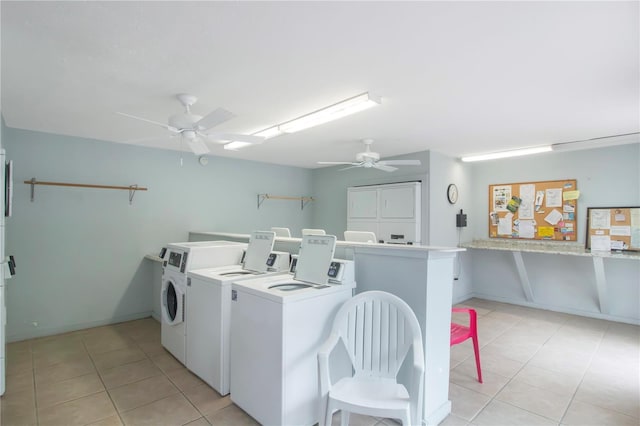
591 235 611 251
545 188 563 207
590 209 611 229
519 184 535 219
632 209 640 249
544 209 563 226
518 220 536 238
563 190 580 201
493 185 511 212
610 226 631 236
538 226 555 238
498 213 513 235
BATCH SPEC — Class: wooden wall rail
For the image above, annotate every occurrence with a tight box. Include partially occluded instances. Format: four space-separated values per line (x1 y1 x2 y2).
24 178 148 204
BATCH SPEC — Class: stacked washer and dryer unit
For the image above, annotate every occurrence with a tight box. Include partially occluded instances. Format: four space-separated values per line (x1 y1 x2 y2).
230 234 356 426
160 241 247 365
185 231 290 395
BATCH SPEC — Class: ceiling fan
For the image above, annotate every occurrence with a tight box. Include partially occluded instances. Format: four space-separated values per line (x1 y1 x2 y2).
317 139 422 172
117 94 264 155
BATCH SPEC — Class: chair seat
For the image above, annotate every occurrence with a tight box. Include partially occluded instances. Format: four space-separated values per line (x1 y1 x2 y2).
450 323 471 345
330 377 410 411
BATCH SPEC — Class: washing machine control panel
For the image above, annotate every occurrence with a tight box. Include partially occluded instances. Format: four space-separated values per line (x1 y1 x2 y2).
289 255 299 273
167 251 182 269
180 253 189 273
327 260 355 285
267 252 291 271
328 262 341 278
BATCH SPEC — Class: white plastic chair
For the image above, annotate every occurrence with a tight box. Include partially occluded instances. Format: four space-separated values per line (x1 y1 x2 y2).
271 227 291 237
301 228 326 236
318 291 424 426
344 230 377 243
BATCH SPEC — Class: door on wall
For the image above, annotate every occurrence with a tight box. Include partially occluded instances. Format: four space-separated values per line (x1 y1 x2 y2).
347 182 421 244
347 188 378 219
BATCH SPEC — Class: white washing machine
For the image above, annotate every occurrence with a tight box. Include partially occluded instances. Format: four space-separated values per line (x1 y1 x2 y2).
185 231 290 395
161 241 246 365
230 235 356 426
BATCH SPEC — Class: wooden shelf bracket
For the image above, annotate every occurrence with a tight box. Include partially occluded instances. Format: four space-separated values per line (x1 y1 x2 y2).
25 178 148 205
257 193 314 210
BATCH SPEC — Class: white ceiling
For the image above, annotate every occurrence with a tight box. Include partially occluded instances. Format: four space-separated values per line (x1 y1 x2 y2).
1 1 638 169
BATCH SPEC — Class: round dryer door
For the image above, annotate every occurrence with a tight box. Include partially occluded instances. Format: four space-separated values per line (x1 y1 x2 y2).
161 278 184 325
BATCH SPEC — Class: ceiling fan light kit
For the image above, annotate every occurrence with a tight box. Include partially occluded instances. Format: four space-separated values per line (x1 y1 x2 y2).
118 93 265 156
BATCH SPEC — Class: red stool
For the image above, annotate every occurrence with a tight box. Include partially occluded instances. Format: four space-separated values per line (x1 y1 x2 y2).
450 308 482 383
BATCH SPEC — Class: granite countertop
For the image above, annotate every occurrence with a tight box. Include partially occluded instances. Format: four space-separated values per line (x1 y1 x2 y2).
190 231 465 253
144 254 164 262
463 239 640 260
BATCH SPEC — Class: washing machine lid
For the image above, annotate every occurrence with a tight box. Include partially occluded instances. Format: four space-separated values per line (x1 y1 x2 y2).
242 231 276 273
293 235 337 285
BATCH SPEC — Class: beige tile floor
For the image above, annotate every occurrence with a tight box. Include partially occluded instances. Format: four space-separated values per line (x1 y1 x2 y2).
1 298 638 426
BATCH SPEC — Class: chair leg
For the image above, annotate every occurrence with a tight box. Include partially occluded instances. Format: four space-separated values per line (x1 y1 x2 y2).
324 400 335 426
472 334 483 383
340 410 350 426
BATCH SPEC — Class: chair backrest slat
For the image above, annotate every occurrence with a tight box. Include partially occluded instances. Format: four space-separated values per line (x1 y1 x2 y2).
379 300 390 375
337 292 415 379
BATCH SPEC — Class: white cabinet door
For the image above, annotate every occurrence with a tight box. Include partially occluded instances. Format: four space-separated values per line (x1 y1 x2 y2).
348 188 378 219
380 185 417 219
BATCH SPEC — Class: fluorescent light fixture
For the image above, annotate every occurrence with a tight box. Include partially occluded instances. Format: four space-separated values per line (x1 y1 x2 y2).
278 92 381 134
551 132 640 152
253 126 283 140
224 141 254 151
461 146 552 162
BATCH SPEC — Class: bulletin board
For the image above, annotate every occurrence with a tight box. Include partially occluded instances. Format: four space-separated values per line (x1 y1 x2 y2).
488 179 578 241
585 207 640 252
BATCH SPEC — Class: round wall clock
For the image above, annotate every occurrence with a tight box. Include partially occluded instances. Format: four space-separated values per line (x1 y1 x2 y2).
447 184 458 204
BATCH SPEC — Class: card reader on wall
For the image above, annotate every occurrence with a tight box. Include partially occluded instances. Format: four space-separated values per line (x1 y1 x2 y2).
456 209 467 228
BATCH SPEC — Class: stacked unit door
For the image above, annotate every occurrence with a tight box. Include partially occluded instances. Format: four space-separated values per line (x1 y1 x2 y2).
346 187 378 236
347 182 421 244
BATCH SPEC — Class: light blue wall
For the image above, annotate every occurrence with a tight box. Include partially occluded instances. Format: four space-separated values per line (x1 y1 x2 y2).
428 151 474 302
3 125 313 341
468 144 640 243
4 119 639 339
467 143 640 322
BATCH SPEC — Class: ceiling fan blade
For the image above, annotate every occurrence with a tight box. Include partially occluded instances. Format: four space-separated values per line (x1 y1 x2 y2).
186 138 210 156
377 160 422 166
373 163 398 172
204 132 265 145
317 161 358 165
339 165 363 171
116 112 180 133
195 108 236 130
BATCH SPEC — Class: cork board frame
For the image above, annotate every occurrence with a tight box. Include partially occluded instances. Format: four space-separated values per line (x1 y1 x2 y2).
488 179 578 241
585 206 640 252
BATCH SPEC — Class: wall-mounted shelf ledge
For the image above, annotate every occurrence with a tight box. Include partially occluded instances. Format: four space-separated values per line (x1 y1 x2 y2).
257 193 314 210
24 178 148 205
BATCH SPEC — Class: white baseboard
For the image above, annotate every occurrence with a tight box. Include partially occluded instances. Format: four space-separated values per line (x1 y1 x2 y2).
469 292 640 325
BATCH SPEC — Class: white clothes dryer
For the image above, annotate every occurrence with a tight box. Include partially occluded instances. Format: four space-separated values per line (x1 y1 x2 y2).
186 250 289 395
229 235 356 426
161 241 246 365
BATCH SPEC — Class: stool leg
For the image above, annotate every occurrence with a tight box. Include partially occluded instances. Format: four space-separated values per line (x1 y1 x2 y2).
472 334 483 383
